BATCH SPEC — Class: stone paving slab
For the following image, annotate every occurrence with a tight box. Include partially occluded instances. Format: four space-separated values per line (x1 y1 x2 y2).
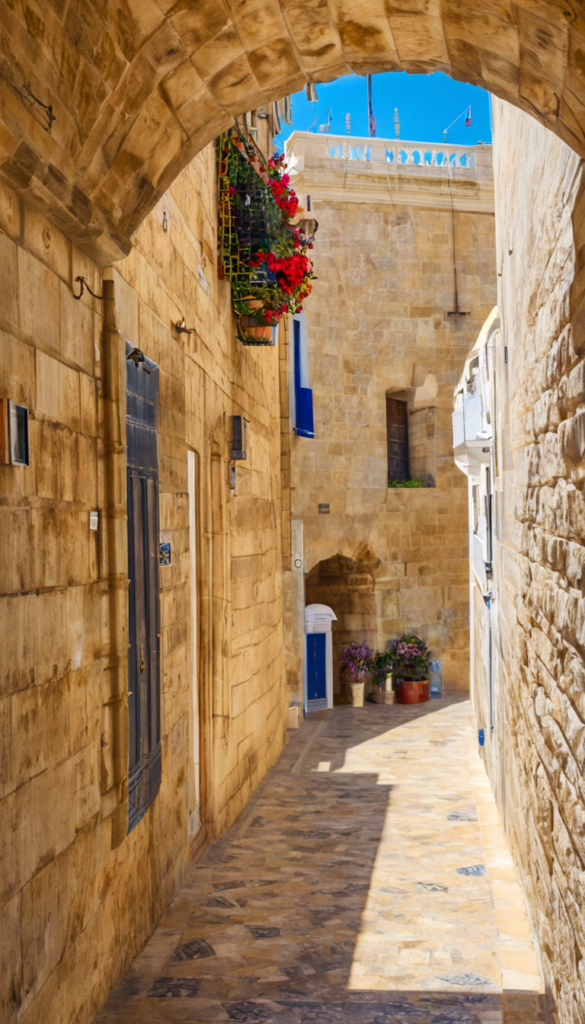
93 696 550 1024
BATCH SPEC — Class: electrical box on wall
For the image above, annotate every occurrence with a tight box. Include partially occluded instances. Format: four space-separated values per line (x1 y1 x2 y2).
231 415 248 460
0 399 29 466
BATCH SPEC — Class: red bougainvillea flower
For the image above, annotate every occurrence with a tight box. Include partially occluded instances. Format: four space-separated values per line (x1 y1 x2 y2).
229 142 314 328
269 178 299 218
259 252 312 294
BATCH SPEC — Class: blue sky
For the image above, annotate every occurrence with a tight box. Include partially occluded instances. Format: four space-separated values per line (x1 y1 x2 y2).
275 72 491 148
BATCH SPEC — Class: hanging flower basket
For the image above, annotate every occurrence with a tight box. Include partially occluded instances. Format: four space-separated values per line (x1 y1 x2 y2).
218 131 314 346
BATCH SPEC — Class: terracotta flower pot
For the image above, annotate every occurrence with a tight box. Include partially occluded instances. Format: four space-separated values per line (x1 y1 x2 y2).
239 298 273 343
397 679 430 704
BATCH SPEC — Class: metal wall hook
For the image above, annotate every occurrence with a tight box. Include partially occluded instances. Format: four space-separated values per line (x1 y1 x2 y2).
21 83 56 132
73 276 104 301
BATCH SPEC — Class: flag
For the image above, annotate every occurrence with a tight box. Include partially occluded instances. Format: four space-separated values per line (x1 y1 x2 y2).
367 74 376 138
465 105 472 127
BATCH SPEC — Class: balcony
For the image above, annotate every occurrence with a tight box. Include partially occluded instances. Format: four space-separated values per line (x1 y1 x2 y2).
285 132 494 213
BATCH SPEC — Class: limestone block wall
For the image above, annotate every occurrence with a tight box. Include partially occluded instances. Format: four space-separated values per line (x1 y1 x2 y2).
489 100 585 1022
0 142 287 1024
289 158 496 688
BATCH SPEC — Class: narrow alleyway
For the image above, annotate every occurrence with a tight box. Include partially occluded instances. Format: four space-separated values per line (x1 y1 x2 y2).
94 697 549 1024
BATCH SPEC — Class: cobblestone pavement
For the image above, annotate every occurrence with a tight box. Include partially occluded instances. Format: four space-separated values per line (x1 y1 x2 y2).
94 696 550 1024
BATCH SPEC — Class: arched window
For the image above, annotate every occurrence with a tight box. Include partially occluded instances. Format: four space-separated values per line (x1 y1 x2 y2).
386 395 409 482
386 385 437 487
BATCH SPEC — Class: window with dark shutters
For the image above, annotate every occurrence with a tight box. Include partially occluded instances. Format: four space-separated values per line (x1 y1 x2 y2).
386 396 410 483
126 343 162 833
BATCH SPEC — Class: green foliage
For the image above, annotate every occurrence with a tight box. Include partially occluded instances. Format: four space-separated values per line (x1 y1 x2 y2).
371 650 392 685
388 478 426 488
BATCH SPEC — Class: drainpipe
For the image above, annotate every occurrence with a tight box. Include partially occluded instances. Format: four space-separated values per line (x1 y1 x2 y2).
101 276 130 848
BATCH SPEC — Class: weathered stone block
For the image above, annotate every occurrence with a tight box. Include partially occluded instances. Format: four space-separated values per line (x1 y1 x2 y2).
0 594 35 697
0 329 34 407
560 409 585 463
0 231 18 334
18 248 60 355
59 281 97 376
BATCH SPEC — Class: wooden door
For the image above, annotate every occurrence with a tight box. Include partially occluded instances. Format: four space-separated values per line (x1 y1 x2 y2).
386 396 409 482
126 343 161 832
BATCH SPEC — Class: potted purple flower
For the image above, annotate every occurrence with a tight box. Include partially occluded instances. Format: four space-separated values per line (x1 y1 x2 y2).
386 634 431 704
339 640 374 707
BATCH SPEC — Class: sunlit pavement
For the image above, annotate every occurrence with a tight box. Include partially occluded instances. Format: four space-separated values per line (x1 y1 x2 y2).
93 695 549 1024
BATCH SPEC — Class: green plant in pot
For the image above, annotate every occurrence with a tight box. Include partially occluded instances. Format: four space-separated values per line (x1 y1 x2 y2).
339 641 374 708
386 634 431 704
369 650 393 704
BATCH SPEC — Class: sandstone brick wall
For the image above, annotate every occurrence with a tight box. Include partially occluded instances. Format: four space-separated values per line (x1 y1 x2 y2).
0 141 287 1024
488 99 585 1022
288 155 496 689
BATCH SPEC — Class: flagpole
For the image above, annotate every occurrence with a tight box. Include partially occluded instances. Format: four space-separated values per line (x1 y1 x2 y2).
367 74 376 138
443 106 472 143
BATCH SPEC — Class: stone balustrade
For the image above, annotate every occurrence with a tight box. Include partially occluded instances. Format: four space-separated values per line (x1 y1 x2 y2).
285 132 493 181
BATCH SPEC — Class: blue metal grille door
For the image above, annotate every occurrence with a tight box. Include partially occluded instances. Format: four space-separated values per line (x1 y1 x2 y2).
306 633 327 711
126 342 162 832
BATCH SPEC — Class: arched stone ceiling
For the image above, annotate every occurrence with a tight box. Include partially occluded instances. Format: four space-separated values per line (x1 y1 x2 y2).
0 0 582 262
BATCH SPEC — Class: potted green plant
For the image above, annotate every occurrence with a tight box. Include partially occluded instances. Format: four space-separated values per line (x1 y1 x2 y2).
339 640 374 707
386 634 431 704
369 650 393 704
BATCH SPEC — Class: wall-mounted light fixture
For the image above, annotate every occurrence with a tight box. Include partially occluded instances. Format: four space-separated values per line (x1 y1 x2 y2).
0 399 29 466
174 317 195 336
297 216 318 239
126 347 152 374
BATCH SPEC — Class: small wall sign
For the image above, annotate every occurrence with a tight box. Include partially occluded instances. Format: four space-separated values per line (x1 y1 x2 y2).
159 542 171 566
318 503 330 514
0 399 29 466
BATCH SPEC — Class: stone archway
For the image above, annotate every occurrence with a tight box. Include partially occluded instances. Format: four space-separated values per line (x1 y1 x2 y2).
0 0 582 261
305 544 380 700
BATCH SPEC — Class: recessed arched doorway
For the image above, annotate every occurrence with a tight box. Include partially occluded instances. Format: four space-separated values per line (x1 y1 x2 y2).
305 546 379 701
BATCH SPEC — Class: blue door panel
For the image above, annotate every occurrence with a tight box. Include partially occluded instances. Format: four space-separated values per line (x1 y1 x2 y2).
307 633 327 702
